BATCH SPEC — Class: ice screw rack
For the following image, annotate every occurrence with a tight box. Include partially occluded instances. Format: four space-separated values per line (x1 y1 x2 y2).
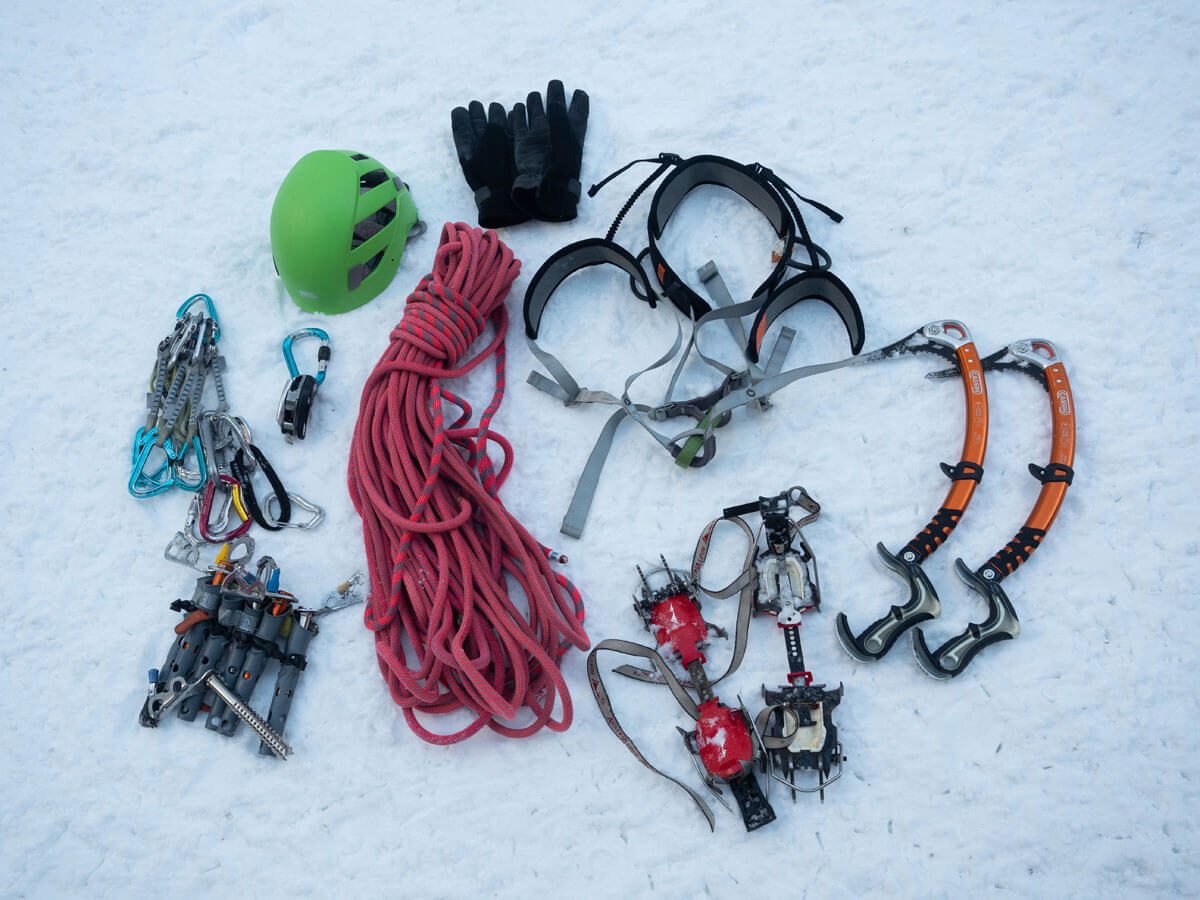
139 546 362 757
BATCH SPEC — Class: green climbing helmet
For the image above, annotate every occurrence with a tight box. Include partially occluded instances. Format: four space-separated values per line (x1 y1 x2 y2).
270 150 420 315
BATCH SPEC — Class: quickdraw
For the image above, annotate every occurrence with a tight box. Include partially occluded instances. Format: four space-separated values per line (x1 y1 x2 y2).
277 328 331 443
159 412 325 565
523 152 864 538
911 339 1076 678
129 295 227 498
835 320 990 662
196 413 253 543
132 297 327 553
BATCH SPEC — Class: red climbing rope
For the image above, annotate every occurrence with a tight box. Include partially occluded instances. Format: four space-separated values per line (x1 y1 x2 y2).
348 222 588 744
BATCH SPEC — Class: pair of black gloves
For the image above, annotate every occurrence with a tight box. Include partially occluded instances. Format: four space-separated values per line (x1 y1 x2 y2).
451 81 589 228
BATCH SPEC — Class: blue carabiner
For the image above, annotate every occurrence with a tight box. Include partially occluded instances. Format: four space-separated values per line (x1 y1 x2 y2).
129 427 176 498
177 293 221 342
282 328 331 385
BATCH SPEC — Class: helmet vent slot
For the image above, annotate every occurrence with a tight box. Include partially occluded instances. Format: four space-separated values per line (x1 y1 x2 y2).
347 249 386 291
350 153 369 161
351 200 397 249
359 168 389 194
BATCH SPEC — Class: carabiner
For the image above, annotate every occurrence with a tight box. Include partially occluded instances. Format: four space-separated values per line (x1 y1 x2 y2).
200 474 252 541
164 493 208 569
172 433 207 491
282 328 330 383
129 427 175 498
278 328 331 443
263 492 324 529
176 293 221 342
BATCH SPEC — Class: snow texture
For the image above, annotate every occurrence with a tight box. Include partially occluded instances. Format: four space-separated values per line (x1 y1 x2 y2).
2 0 1198 896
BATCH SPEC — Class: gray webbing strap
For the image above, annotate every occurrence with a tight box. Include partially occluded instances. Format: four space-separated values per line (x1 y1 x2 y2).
528 254 899 537
560 408 631 538
763 327 796 378
664 347 887 452
698 261 752 360
586 638 715 831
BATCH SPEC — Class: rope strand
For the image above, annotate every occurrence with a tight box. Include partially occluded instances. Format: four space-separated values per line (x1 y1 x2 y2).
348 223 588 744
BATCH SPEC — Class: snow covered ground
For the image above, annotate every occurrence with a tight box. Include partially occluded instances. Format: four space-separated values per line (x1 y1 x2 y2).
2 0 1198 895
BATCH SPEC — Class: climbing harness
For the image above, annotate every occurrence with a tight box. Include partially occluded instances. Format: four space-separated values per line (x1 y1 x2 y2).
140 545 361 757
525 155 867 539
911 339 1076 678
588 486 842 831
277 328 331 443
835 320 989 662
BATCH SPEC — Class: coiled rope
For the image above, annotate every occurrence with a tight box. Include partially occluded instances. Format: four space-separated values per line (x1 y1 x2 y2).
348 223 588 744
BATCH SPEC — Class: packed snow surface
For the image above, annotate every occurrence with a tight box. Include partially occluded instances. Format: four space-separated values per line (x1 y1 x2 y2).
2 1 1198 896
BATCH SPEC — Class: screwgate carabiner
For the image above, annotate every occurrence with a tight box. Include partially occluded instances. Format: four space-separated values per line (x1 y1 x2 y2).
277 328 330 443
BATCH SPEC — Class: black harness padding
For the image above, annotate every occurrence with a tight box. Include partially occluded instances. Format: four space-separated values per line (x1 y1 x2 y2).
523 238 656 340
746 270 865 362
523 152 866 537
647 155 796 320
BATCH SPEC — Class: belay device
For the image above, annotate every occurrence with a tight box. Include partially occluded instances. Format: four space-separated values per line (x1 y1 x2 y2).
277 328 330 443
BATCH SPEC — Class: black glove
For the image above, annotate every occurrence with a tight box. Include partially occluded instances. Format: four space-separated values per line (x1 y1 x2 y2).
450 100 530 228
511 80 589 222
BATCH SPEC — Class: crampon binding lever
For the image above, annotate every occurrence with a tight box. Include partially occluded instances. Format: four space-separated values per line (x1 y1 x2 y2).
912 339 1076 678
835 320 989 662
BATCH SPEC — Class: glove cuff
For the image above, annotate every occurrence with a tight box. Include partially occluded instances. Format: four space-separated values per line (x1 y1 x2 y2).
527 173 582 223
475 186 531 229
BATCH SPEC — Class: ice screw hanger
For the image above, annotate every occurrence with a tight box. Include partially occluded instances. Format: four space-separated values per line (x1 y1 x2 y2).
277 328 330 443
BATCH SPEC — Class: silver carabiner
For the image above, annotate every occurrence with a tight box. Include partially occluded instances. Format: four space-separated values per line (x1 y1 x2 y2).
263 492 324 529
165 494 207 569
